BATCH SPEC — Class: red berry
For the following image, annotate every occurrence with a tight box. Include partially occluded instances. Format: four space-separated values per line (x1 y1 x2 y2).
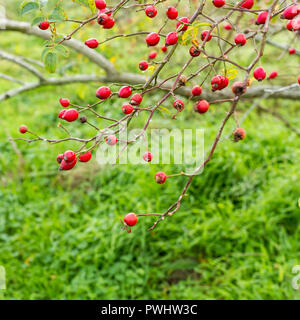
173 99 184 112
102 18 115 29
124 213 138 227
289 48 296 55
224 24 232 30
130 93 143 106
268 71 278 79
166 7 178 20
39 21 49 30
139 61 149 71
57 154 64 164
96 86 111 99
192 85 202 96
95 0 106 10
58 109 66 119
62 109 79 122
234 33 247 46
256 11 270 25
253 67 266 81
233 128 246 142
194 100 209 114
145 32 160 46
79 151 92 162
119 86 132 98
211 75 228 91
98 8 111 16
281 5 298 20
213 0 225 8
161 45 168 52
189 46 201 57
176 17 190 31
201 30 212 42
165 32 178 46
97 13 109 25
292 17 300 31
286 20 293 31
85 38 99 49
59 98 70 107
64 150 76 162
19 125 27 134
143 152 153 162
60 157 77 171
219 76 229 89
122 104 134 114
155 172 167 184
106 135 117 146
145 5 157 18
240 0 254 9
149 51 157 59
298 75 300 85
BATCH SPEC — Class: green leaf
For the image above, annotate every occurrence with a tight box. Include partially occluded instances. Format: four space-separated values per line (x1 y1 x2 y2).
49 7 65 22
31 16 44 26
87 0 96 13
20 2 39 16
44 51 57 73
54 45 69 57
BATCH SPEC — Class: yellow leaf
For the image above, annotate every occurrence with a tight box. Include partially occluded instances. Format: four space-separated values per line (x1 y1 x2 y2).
225 68 238 80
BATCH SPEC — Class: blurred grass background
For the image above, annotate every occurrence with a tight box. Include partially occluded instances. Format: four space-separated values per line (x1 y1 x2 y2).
0 0 300 299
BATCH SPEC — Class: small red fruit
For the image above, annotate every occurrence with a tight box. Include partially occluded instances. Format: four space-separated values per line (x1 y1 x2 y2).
298 75 300 85
149 51 157 59
143 152 153 162
146 32 160 46
240 0 254 9
256 11 271 25
213 0 225 8
155 172 167 184
124 213 138 227
189 46 201 57
232 81 247 96
119 86 133 98
165 32 179 46
281 5 298 20
59 98 70 108
96 86 111 99
19 125 27 134
194 100 209 114
58 109 66 119
64 150 76 163
97 13 109 25
268 71 278 79
289 48 296 55
39 21 49 30
253 67 266 81
286 20 293 31
176 17 190 31
79 151 92 162
211 75 229 91
102 18 115 29
139 61 149 71
166 7 178 20
192 85 202 96
201 30 212 42
95 0 106 10
57 154 64 164
234 33 247 46
85 38 99 49
173 99 184 112
106 135 117 146
122 104 134 114
224 24 232 30
233 128 246 142
145 5 157 18
130 93 143 106
60 157 77 171
161 45 168 52
62 109 79 122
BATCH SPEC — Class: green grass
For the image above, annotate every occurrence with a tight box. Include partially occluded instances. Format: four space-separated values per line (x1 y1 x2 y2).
1 0 300 300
